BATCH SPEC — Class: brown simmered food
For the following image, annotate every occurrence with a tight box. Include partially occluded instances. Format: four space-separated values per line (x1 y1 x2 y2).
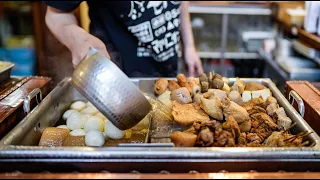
245 82 267 91
170 131 197 147
222 97 250 123
171 87 192 104
228 90 243 106
212 78 224 89
63 136 85 146
168 80 181 91
154 78 168 95
177 74 192 95
39 127 70 147
153 74 311 148
200 92 223 121
171 101 210 126
208 89 228 100
232 78 246 94
200 81 209 93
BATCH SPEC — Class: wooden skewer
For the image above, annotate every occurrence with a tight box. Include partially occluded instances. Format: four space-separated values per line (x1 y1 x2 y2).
299 141 309 147
284 132 305 142
282 122 297 134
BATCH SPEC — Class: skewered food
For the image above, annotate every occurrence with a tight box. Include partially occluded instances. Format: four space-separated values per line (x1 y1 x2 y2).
172 101 210 126
200 92 223 121
171 87 192 104
170 131 197 147
63 136 85 146
228 90 243 106
168 80 181 91
154 78 168 95
222 97 250 123
208 89 228 100
193 93 202 104
152 73 311 148
39 127 70 147
177 74 192 95
232 78 245 94
245 82 267 91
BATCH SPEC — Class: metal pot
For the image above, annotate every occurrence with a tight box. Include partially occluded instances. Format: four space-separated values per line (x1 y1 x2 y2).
72 47 152 130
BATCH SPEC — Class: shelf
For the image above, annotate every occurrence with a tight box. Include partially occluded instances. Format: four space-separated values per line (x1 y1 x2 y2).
189 4 271 15
197 51 259 59
275 18 320 50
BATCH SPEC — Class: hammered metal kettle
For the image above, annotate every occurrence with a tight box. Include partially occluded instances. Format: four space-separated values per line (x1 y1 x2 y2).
72 47 152 130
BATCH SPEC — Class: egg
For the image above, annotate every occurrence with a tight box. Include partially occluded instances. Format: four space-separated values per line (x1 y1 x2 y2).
85 130 105 147
62 109 78 121
86 101 94 107
70 101 86 111
70 129 86 136
95 112 107 120
80 106 99 115
56 125 69 130
104 120 125 140
84 116 104 133
66 111 86 130
131 114 149 131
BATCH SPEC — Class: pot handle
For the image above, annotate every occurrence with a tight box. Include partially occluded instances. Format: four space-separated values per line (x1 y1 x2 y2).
23 88 42 115
288 90 305 118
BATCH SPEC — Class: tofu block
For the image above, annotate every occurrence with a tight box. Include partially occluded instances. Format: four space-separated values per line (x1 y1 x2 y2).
242 91 252 102
63 136 85 146
251 89 271 101
38 127 70 147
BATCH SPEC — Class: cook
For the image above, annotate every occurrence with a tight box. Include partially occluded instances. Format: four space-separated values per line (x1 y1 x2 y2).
44 1 203 77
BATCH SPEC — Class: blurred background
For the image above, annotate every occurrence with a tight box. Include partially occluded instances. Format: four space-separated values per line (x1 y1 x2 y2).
0 1 319 92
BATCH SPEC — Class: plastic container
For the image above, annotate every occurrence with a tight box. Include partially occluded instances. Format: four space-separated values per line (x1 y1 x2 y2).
0 47 36 76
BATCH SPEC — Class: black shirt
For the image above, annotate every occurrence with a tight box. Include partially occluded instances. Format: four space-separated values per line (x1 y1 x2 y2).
45 1 182 77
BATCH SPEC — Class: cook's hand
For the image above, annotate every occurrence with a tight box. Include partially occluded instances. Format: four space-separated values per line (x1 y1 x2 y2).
68 28 110 67
183 46 203 77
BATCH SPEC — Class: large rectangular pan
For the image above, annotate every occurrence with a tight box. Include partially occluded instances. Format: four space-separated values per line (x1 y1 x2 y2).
0 61 14 83
1 77 320 161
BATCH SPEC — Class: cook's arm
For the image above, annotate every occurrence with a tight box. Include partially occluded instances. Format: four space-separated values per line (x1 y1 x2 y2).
45 6 110 67
179 1 203 77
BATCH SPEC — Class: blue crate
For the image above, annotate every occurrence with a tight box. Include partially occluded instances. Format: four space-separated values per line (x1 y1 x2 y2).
0 47 36 76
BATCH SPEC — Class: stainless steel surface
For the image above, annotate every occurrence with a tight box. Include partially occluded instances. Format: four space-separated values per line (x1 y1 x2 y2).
273 38 294 57
189 5 272 15
72 47 152 130
292 40 319 60
1 77 320 165
23 88 42 115
197 52 259 59
288 90 305 118
278 61 320 81
220 13 228 77
0 61 14 83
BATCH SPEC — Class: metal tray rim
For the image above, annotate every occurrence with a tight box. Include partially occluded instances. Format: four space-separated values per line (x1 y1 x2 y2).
1 77 320 160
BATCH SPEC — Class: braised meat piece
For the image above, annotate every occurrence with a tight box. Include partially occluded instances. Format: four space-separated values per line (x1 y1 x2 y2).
243 96 265 110
246 133 263 144
247 106 267 115
222 97 250 124
222 116 241 139
250 113 280 140
172 101 210 126
196 127 214 147
170 131 197 147
213 130 236 147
